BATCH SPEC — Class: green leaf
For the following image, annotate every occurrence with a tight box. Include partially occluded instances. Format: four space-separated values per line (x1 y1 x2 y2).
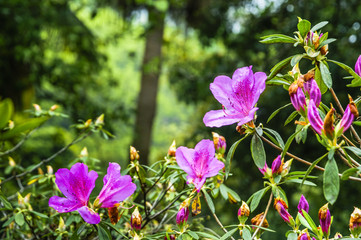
318 38 336 49
291 54 305 67
310 21 328 32
295 124 308 144
264 128 285 149
267 103 292 123
0 190 13 210
315 65 328 94
250 134 266 169
15 212 25 226
242 228 252 240
268 56 293 80
220 184 228 200
225 186 241 202
0 98 14 129
284 111 299 126
250 187 269 212
287 232 298 240
266 78 291 86
260 34 297 44
195 232 218 240
344 146 361 156
0 117 49 140
297 19 311 37
304 46 320 58
328 59 361 87
341 168 359 180
2 216 14 227
187 231 199 239
287 179 316 186
297 213 312 231
225 135 248 179
323 158 340 204
302 153 328 185
219 228 238 240
202 189 215 213
301 210 319 232
97 224 111 240
29 210 48 219
319 61 332 88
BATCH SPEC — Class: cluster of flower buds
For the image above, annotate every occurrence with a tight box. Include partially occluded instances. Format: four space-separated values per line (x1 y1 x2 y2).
288 67 321 117
308 95 358 146
212 132 226 156
318 203 331 237
304 31 328 55
349 207 361 237
130 146 140 162
259 155 291 179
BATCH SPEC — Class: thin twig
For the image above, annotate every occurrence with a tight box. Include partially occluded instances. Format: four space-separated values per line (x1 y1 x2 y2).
145 168 167 195
0 131 92 186
22 212 40 240
252 193 273 239
330 88 361 146
0 129 37 157
203 190 236 240
134 167 149 218
260 135 361 182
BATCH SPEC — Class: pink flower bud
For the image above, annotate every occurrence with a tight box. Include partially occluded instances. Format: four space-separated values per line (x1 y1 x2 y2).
319 203 331 236
355 55 361 76
271 155 283 174
297 195 309 216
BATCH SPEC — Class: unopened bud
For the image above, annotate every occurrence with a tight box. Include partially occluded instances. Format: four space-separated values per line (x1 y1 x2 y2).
130 146 140 161
323 106 335 139
349 95 359 118
131 207 142 230
312 32 320 49
33 104 41 112
212 132 226 155
177 199 190 225
271 155 283 174
251 212 269 231
38 168 44 175
238 201 250 223
289 82 299 95
108 203 120 225
80 147 88 158
168 140 176 157
319 203 331 236
8 120 14 129
9 157 16 167
95 114 104 126
350 207 361 237
58 217 66 231
281 159 293 176
320 44 328 55
84 119 92 128
47 165 54 175
50 105 59 111
274 197 294 225
298 229 311 240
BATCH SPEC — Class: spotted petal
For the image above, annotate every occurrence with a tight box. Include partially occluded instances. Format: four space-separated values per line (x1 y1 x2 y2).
77 206 101 224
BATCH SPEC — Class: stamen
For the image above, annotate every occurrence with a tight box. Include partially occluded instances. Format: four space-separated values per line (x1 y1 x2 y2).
222 105 240 117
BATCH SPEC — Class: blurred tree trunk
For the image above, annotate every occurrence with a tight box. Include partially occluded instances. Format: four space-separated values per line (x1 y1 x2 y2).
133 7 165 165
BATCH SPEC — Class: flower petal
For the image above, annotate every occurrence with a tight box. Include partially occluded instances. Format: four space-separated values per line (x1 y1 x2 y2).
96 163 136 208
77 206 101 224
49 196 82 213
355 55 361 76
204 157 224 178
176 146 195 176
193 139 216 176
192 177 206 192
54 163 97 204
251 72 267 106
304 78 321 107
340 105 354 133
209 75 236 110
203 109 244 128
307 100 323 134
237 107 258 126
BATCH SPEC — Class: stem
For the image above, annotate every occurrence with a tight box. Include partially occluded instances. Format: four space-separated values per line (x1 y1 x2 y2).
0 129 37 157
252 193 273 239
329 88 361 145
134 166 148 218
0 131 92 186
23 212 39 240
145 168 167 195
203 191 236 240
260 135 361 182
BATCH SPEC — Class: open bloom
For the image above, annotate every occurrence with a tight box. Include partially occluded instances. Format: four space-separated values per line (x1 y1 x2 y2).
203 66 267 127
298 195 309 216
355 55 361 76
176 139 224 192
49 162 136 224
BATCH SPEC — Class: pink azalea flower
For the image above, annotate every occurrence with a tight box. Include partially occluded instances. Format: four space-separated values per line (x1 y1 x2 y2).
49 162 136 224
176 139 224 192
203 66 267 127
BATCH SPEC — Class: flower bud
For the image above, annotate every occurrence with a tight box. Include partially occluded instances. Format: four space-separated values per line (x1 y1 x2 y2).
38 167 44 175
168 140 176 157
303 70 315 81
320 44 328 55
312 32 320 49
50 105 59 111
355 55 361 76
334 232 342 238
9 157 16 167
8 120 14 129
297 195 309 216
238 201 250 223
212 132 226 155
33 103 41 112
271 155 283 174
318 203 331 236
289 84 306 112
251 212 269 230
281 159 293 176
80 147 88 158
164 235 176 240
176 206 189 225
95 114 104 126
274 197 294 225
57 216 66 232
349 95 359 118
349 207 361 237
131 207 142 230
323 106 335 139
130 146 140 161
303 78 321 107
259 162 269 176
298 229 311 240
47 165 54 175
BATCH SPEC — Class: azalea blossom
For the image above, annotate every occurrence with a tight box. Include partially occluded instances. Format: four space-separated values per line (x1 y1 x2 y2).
49 162 136 224
176 139 224 192
319 203 331 236
298 195 309 216
203 66 267 128
289 78 321 112
355 55 361 76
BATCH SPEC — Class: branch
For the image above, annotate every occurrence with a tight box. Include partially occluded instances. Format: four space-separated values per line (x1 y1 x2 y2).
203 191 236 240
0 131 92 186
0 129 37 157
252 192 273 239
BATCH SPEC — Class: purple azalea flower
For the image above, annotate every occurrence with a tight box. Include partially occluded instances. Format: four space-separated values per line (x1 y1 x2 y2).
307 99 324 135
289 78 321 112
298 195 309 216
355 55 361 76
49 162 136 224
258 162 268 175
274 198 293 224
319 204 331 235
304 78 321 107
176 139 225 192
203 66 267 128
176 206 189 225
290 86 307 111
